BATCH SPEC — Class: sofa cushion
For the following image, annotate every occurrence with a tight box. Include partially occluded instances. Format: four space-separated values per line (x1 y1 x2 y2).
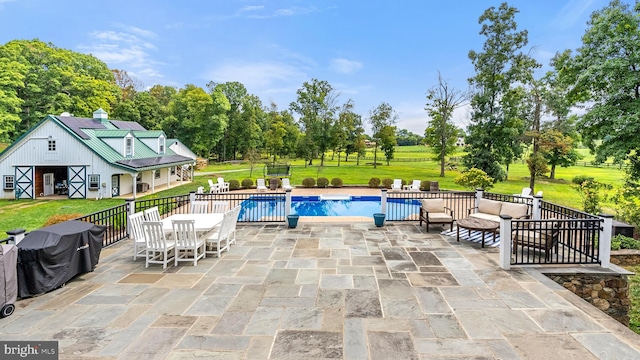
469 212 500 223
428 213 453 222
478 199 502 215
501 202 528 219
421 199 445 213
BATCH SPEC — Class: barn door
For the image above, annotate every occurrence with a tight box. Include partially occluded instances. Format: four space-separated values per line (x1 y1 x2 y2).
43 173 54 196
15 166 34 199
111 174 120 197
67 166 86 199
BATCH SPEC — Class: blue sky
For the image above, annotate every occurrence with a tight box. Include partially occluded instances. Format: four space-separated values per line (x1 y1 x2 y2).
0 0 627 134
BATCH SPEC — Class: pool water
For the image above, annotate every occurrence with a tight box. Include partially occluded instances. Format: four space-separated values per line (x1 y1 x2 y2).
238 195 421 221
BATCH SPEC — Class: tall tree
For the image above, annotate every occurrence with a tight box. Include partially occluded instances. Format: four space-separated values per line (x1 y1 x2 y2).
368 102 398 169
289 79 339 166
561 0 640 181
378 125 397 165
163 84 230 157
464 3 538 181
424 72 467 177
0 39 120 140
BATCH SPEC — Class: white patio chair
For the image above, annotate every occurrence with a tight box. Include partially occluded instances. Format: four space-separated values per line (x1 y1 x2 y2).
514 187 532 198
128 211 146 260
143 206 161 222
190 201 209 214
196 186 204 194
142 221 175 269
391 179 402 191
211 201 229 213
256 178 267 192
282 178 293 191
217 177 230 193
409 180 421 191
172 219 206 266
536 190 543 197
227 205 241 246
208 179 219 193
204 209 233 258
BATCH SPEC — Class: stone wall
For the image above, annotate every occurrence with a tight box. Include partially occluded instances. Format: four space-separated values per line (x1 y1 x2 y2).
548 273 630 326
610 249 640 267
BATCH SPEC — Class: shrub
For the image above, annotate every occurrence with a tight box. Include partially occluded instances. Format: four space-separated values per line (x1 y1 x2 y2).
381 178 393 189
241 178 253 188
368 177 381 188
611 234 640 250
331 178 343 188
44 213 83 226
229 179 240 190
317 177 329 188
572 175 595 185
420 180 430 191
454 168 494 190
302 177 316 188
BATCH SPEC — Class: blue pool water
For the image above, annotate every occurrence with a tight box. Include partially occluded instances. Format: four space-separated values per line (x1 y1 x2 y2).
238 195 421 221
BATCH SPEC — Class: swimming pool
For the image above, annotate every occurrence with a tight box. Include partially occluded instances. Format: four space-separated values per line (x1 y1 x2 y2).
238 195 421 221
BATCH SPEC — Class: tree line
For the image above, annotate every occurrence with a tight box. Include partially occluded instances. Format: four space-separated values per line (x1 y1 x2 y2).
0 39 428 167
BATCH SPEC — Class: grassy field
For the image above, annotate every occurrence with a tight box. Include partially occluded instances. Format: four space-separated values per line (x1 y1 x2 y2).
0 146 625 238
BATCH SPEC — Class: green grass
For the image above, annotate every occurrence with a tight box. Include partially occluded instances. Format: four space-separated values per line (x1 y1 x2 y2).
0 146 626 238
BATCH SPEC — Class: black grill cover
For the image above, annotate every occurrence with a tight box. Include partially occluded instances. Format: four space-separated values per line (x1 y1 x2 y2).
17 220 106 298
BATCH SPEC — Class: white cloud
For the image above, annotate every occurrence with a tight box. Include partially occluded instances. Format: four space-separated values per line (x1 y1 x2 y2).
551 0 596 29
239 5 264 12
205 61 307 92
330 58 362 74
78 26 163 85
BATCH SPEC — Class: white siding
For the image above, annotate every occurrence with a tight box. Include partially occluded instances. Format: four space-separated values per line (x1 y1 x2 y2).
140 138 160 154
169 141 197 159
102 138 125 156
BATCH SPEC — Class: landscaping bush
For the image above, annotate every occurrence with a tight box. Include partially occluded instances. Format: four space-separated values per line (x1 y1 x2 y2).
241 178 253 188
302 177 316 188
44 213 83 226
420 180 431 191
381 178 393 189
611 234 640 250
454 168 494 190
229 179 240 190
331 178 343 188
317 177 329 188
572 175 595 185
368 177 381 188
269 177 282 188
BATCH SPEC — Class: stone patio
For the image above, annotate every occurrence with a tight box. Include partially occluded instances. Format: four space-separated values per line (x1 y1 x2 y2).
2 222 640 359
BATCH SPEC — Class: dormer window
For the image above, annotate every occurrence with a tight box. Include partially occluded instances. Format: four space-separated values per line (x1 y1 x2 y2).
158 135 165 154
124 135 134 157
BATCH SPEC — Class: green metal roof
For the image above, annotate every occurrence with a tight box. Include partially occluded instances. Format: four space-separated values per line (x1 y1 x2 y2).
132 130 165 138
94 129 131 138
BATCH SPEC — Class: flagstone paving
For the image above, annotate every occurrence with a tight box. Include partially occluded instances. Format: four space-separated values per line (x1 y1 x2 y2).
2 222 640 359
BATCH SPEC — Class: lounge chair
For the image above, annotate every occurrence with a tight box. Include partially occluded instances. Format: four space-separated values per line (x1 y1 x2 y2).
208 179 219 193
282 178 293 191
513 187 532 198
256 179 267 192
409 180 421 191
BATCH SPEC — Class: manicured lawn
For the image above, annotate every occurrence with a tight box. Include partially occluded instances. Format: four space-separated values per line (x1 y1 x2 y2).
0 146 625 238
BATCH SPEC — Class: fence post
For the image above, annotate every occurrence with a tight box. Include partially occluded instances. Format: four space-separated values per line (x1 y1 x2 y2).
381 188 387 213
532 194 542 220
285 189 292 216
6 228 25 245
125 198 135 238
475 188 483 210
189 190 196 204
499 215 512 270
599 214 613 268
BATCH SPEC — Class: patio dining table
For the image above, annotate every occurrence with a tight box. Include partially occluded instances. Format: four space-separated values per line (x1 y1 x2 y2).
161 213 224 234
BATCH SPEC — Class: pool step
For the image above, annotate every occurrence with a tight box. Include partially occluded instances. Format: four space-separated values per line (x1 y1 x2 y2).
319 194 351 200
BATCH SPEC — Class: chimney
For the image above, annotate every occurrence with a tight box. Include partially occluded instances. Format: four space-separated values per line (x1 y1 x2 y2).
93 108 108 123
